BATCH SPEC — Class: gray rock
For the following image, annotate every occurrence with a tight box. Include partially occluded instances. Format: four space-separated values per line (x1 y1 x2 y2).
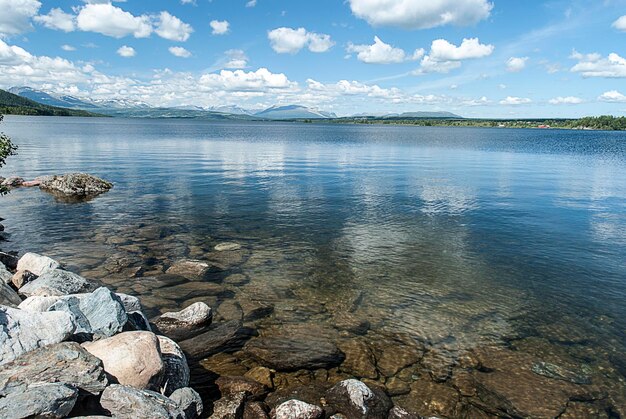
39 173 113 197
19 268 97 297
0 342 107 396
0 306 75 366
0 253 18 271
0 383 78 419
154 302 212 341
11 270 37 289
100 384 184 419
49 286 127 340
19 292 142 313
274 400 324 419
0 262 11 284
157 335 190 396
210 391 247 419
179 320 257 361
169 387 203 419
0 281 21 307
325 379 392 419
244 336 345 371
16 252 60 276
0 176 24 188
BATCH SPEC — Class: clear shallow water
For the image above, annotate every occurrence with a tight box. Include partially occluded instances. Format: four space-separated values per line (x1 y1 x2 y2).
2 116 626 416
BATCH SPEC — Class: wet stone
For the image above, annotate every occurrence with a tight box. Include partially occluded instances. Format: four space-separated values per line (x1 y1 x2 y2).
215 376 268 400
325 379 393 419
179 320 257 361
243 366 274 389
243 401 270 419
210 391 247 419
338 339 378 379
394 378 460 418
153 302 213 341
274 399 323 419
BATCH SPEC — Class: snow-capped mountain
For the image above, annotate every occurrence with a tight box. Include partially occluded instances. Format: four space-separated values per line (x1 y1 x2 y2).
254 105 337 120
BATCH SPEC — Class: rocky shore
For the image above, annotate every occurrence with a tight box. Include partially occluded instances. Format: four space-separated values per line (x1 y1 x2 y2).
0 251 420 418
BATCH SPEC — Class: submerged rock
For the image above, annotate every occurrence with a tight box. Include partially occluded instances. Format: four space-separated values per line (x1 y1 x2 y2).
0 382 78 419
325 379 392 419
153 302 212 341
179 320 257 360
157 335 190 396
100 384 184 419
19 268 98 297
214 242 242 252
215 376 268 400
39 173 113 197
83 331 164 390
244 336 345 371
0 342 107 397
274 399 324 419
16 252 61 276
0 306 75 366
165 260 214 281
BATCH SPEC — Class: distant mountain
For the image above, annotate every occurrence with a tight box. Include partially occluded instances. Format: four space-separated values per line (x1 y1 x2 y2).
393 111 461 119
208 105 255 115
0 89 102 117
94 107 257 120
255 105 337 120
90 98 151 109
8 86 100 109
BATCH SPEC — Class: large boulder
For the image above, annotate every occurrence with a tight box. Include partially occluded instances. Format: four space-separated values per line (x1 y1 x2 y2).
11 270 37 289
0 306 75 366
0 281 21 307
39 173 113 197
0 383 78 419
178 320 256 361
244 336 345 371
153 302 212 341
16 253 61 276
157 335 190 396
83 331 164 390
169 387 203 419
0 342 107 396
325 379 392 419
19 269 97 297
48 287 127 340
100 384 184 419
274 400 324 419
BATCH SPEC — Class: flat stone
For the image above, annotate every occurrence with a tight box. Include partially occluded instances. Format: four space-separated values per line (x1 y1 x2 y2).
325 379 392 419
338 339 378 379
216 376 268 400
100 384 184 419
154 302 212 341
179 320 257 361
214 242 242 252
209 391 247 419
394 378 460 418
0 306 75 366
19 268 98 297
40 173 113 197
332 312 370 335
274 400 323 419
83 331 164 390
0 342 107 396
158 335 190 396
0 383 78 419
0 281 21 307
11 269 37 289
157 282 230 300
16 252 61 276
244 336 345 371
169 387 203 419
244 366 274 389
166 260 214 281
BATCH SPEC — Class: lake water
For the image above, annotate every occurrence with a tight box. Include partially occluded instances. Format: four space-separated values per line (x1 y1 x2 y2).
2 116 626 417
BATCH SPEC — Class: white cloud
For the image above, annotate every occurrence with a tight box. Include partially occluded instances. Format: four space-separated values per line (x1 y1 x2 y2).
268 27 334 54
116 45 135 57
347 36 423 64
348 0 493 30
180 0 196 4
155 11 193 42
598 90 626 103
34 8 75 32
199 68 296 91
414 38 493 74
210 20 229 35
506 56 528 72
499 96 531 105
246 0 257 7
168 46 191 58
61 44 76 51
612 15 626 31
76 3 152 38
548 96 583 105
0 0 41 36
223 49 248 69
570 51 626 78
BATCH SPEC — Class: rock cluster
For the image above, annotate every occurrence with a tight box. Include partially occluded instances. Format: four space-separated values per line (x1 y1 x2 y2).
0 173 113 199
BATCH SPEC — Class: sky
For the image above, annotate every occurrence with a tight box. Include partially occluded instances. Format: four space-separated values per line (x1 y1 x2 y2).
1 0 626 118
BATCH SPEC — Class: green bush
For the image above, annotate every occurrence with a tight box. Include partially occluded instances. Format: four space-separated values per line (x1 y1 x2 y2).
0 115 18 195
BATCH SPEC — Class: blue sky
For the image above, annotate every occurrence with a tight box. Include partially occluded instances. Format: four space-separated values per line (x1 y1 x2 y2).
1 0 626 117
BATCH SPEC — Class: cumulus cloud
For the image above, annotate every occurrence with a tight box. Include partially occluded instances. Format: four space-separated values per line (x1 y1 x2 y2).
34 8 75 32
210 20 230 35
612 15 626 32
169 46 191 58
570 51 626 78
155 11 193 42
348 0 493 30
548 96 583 105
116 45 135 57
506 56 528 72
77 3 152 38
499 96 531 105
347 36 423 64
199 68 296 91
0 0 41 36
598 90 626 102
414 38 493 74
268 27 334 54
246 0 257 7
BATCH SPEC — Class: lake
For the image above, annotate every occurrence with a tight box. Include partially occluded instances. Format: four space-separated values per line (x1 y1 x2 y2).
2 115 626 417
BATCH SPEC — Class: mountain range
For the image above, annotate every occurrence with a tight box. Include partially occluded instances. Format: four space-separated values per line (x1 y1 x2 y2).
5 86 462 120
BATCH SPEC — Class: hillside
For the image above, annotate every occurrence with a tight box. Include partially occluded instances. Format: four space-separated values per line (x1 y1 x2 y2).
0 89 102 117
